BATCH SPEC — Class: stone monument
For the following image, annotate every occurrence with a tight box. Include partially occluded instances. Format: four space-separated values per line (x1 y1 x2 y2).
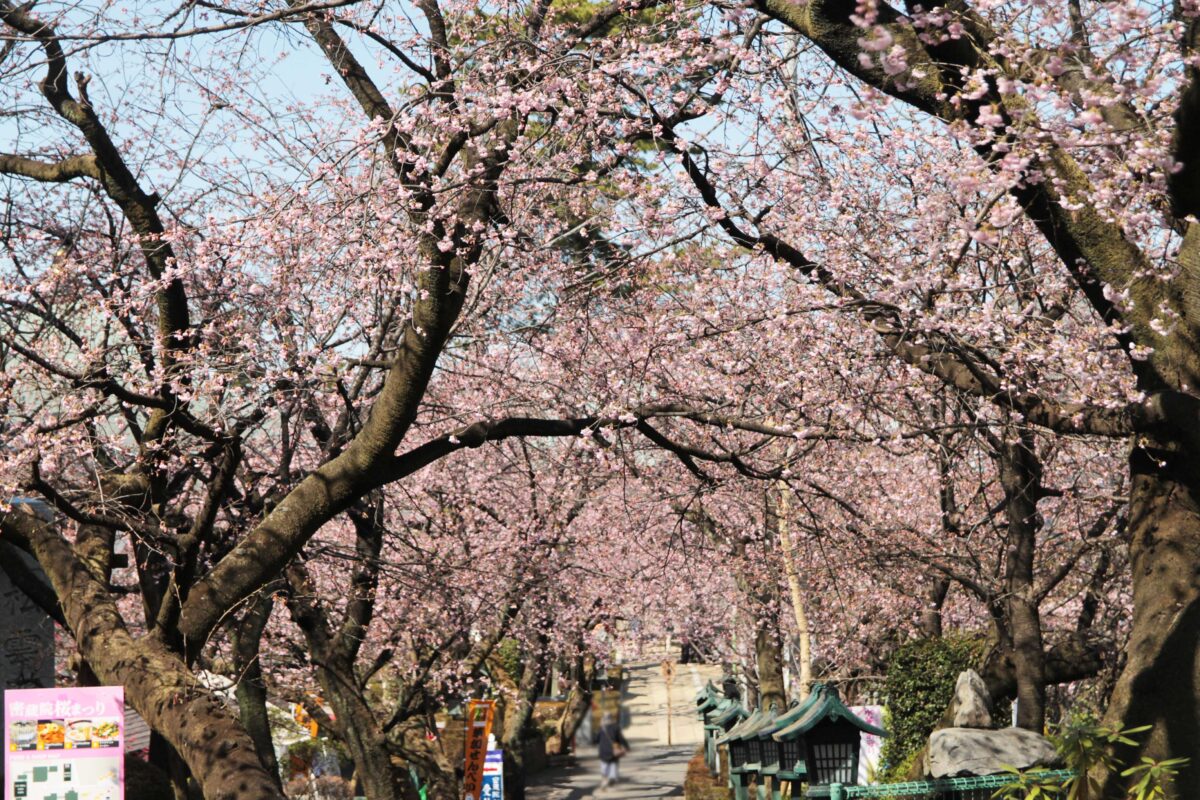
951 669 992 728
923 669 1061 778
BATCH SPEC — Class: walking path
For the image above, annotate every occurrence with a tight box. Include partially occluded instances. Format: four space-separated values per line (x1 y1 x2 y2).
528 660 723 800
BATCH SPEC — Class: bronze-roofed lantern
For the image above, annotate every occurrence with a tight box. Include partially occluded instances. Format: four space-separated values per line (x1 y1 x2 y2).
771 683 886 788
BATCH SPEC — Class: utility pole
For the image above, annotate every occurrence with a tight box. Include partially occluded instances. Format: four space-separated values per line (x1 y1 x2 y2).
776 481 812 700
661 659 676 745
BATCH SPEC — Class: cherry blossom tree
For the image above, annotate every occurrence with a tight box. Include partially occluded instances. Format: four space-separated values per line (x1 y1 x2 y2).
2 0 1198 797
599 0 1200 786
0 0 745 795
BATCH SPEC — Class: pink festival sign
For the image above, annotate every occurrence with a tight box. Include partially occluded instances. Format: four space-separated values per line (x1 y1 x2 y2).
4 686 124 800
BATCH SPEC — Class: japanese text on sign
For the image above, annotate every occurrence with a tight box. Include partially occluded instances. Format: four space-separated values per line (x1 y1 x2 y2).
461 701 494 800
5 686 125 800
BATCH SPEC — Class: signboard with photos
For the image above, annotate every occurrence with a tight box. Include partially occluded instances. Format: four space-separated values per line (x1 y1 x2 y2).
4 686 125 800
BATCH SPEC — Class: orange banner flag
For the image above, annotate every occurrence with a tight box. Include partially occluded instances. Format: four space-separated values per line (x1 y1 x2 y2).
462 700 495 800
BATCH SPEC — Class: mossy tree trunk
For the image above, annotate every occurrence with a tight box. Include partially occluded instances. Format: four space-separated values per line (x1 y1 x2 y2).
1099 442 1200 797
231 590 283 789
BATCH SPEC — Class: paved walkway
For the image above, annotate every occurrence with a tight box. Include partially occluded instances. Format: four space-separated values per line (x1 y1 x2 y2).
528 661 723 800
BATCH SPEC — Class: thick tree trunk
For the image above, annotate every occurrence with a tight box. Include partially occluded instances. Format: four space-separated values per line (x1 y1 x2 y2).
424 771 461 800
918 578 950 639
924 442 956 640
553 655 596 755
390 717 460 800
997 433 1047 732
1100 442 1200 799
286 554 405 800
1006 597 1046 731
753 490 787 713
326 674 402 800
743 668 760 712
754 624 787 713
980 632 1106 701
502 651 547 800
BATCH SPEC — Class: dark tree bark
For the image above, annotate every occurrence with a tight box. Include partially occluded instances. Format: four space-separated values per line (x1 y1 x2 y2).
919 443 958 640
500 638 549 800
995 431 1048 732
553 655 596 756
1099 443 1200 797
742 667 760 712
917 578 950 639
284 504 410 800
980 632 1109 702
753 490 788 713
231 590 283 789
753 624 787 713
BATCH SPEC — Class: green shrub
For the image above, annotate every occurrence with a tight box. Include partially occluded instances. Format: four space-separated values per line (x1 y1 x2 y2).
996 714 1188 800
495 638 523 682
878 636 985 781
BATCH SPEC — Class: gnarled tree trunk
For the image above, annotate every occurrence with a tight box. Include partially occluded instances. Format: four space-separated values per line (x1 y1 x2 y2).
501 642 549 800
231 590 283 789
754 624 787 713
1100 442 1200 798
3 509 286 800
553 655 596 756
996 432 1048 732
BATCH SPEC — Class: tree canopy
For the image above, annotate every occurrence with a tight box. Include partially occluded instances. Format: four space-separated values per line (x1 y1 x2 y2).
2 0 1198 796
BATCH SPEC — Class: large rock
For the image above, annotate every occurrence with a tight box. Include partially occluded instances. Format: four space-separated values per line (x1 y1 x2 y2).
951 669 992 728
924 727 1061 778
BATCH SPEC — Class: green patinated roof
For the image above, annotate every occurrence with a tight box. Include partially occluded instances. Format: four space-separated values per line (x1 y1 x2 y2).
721 702 790 744
743 707 780 741
718 708 765 745
712 700 748 728
771 684 887 741
696 684 723 713
756 692 821 739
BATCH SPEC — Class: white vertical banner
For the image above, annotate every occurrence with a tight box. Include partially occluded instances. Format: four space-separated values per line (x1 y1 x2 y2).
849 705 885 784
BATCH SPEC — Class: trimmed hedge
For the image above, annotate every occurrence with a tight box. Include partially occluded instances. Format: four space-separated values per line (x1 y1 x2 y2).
878 636 985 781
684 746 733 800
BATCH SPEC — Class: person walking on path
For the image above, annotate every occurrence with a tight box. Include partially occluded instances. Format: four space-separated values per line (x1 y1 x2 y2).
594 712 630 790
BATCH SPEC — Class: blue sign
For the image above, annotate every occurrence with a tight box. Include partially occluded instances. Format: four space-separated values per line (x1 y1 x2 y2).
480 750 503 800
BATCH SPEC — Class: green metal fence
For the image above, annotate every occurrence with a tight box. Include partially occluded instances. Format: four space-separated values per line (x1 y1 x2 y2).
805 770 1076 800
